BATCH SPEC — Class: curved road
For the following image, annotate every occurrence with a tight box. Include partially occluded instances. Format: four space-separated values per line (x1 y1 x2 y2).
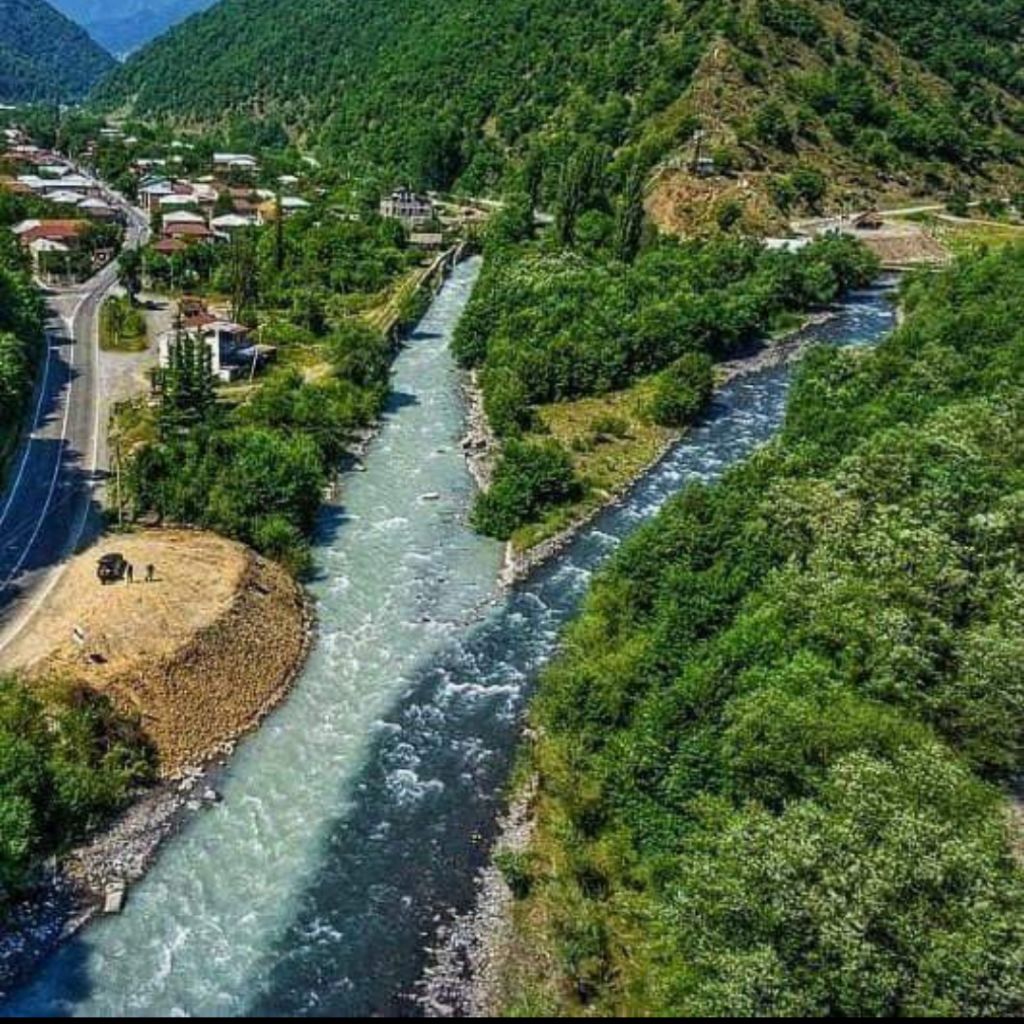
0 199 148 655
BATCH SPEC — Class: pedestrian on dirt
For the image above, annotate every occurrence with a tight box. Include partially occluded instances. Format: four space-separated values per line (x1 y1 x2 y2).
126 563 134 584
146 563 155 583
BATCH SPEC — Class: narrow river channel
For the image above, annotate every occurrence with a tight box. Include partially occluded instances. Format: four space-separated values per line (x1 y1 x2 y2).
3 258 897 1017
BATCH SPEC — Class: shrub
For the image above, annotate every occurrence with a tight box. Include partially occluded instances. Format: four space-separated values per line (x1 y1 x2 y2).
0 678 153 902
649 352 714 427
472 439 580 540
494 849 535 900
590 414 629 440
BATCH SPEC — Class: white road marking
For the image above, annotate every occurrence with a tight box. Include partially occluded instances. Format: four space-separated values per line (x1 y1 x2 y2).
0 295 87 592
0 317 57 535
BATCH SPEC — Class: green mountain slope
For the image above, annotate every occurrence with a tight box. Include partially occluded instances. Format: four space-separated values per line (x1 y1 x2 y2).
0 0 115 102
96 0 1022 203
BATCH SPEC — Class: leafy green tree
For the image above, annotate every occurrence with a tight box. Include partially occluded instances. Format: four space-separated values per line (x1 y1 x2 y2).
613 160 646 264
649 351 714 426
328 321 391 391
117 247 143 305
0 678 152 903
157 330 216 437
660 749 1024 1016
472 439 580 539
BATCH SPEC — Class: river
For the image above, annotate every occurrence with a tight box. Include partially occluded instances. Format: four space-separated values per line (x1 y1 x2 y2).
2 258 897 1017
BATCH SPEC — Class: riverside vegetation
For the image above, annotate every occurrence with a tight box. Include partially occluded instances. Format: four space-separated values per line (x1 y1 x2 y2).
458 190 878 542
498 243 1024 1016
0 677 154 908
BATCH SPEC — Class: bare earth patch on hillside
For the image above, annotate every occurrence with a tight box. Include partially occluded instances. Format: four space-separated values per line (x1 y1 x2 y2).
0 529 311 775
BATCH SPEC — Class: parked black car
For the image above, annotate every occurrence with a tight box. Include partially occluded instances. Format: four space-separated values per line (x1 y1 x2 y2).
97 552 128 584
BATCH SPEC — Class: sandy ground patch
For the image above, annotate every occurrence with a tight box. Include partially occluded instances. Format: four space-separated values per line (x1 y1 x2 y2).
1 529 311 774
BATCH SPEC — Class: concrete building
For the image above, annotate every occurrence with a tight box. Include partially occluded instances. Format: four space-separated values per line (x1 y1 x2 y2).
379 188 435 227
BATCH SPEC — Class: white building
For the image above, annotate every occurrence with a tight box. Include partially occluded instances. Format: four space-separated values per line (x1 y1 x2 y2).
379 188 435 227
211 213 256 233
159 321 274 383
213 153 259 172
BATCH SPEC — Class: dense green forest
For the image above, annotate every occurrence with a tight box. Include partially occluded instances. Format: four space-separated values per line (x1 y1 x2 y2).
456 232 877 434
502 244 1024 1015
94 0 1023 198
0 0 114 102
0 678 153 904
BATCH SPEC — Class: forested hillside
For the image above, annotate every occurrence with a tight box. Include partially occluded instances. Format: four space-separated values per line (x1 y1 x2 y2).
498 244 1024 1015
0 0 114 102
96 0 1023 208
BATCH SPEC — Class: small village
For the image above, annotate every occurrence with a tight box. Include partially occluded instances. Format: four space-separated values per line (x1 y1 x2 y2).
0 117 495 407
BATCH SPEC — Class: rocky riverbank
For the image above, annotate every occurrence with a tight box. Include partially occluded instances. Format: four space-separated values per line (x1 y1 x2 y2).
460 369 497 493
418 770 538 1017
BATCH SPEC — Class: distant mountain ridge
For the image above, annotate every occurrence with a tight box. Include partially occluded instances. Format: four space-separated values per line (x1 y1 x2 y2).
0 0 115 102
50 0 216 58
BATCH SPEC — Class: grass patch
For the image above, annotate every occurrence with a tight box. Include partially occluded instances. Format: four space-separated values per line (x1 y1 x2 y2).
100 296 148 353
936 219 1024 257
510 377 678 551
889 213 1024 257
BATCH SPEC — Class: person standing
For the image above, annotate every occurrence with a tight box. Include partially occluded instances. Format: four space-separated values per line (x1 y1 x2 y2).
126 563 134 584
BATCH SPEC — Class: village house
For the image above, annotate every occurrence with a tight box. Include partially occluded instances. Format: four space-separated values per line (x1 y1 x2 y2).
212 153 259 173
159 192 202 212
11 219 90 281
162 209 215 244
255 196 311 224
158 319 276 382
17 173 101 198
78 197 118 221
379 188 435 227
152 238 187 256
47 190 87 208
139 178 175 213
211 213 256 235
12 218 89 247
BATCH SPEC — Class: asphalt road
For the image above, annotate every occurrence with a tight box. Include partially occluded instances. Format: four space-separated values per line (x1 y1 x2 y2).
0 199 149 655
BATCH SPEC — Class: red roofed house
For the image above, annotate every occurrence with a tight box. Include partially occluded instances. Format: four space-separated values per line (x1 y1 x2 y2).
12 219 89 246
163 221 214 242
11 219 91 282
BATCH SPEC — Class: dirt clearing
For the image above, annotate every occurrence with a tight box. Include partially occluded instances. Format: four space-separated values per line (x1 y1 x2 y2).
0 529 311 775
